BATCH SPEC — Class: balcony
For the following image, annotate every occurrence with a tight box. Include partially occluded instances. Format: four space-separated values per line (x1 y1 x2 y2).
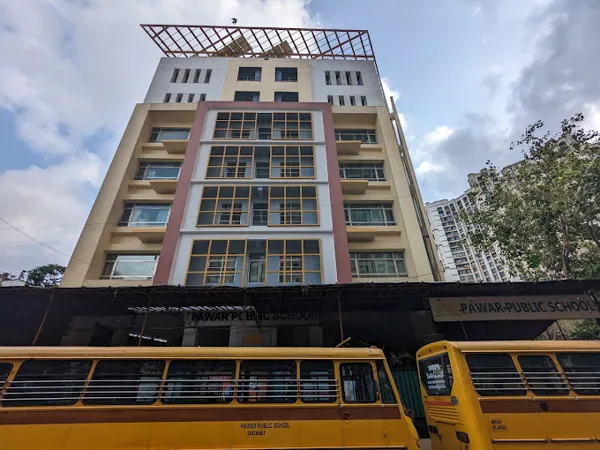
346 226 401 242
141 140 188 155
112 227 166 244
336 140 361 156
340 179 369 195
149 179 178 194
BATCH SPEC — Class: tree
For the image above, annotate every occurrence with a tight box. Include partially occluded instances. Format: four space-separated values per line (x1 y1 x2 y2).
465 113 600 281
25 264 66 287
570 320 600 340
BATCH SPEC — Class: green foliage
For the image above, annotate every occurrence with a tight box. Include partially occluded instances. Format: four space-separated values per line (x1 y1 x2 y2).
570 319 600 340
465 113 600 281
25 264 66 287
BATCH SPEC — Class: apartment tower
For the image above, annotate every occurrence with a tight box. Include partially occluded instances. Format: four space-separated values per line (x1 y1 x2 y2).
62 25 441 292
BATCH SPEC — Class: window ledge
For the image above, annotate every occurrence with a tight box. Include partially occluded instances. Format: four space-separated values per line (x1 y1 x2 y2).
336 140 361 156
148 179 178 194
82 279 154 288
112 226 166 243
162 140 189 154
341 179 369 195
346 225 401 242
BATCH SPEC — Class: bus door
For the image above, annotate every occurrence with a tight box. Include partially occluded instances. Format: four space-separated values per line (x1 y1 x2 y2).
466 353 548 445
517 353 595 444
338 361 385 448
418 352 462 450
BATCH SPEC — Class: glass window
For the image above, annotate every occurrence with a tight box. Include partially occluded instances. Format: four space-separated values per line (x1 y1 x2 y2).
163 360 236 404
361 96 368 106
182 69 190 83
135 162 181 180
84 359 165 405
193 69 201 83
466 353 526 396
267 239 321 285
170 68 179 83
339 163 385 181
349 96 356 106
186 240 246 286
163 93 171 103
345 71 353 85
340 363 376 403
0 363 11 383
344 203 395 226
238 360 297 404
338 96 345 106
557 352 600 395
101 254 159 280
252 203 268 226
234 91 260 102
237 67 261 81
269 186 318 226
419 354 453 396
334 129 377 144
327 95 333 105
325 71 331 85
335 71 342 85
376 360 397 403
149 127 190 142
300 361 336 403
350 252 407 278
271 146 315 178
187 93 195 102
197 186 250 226
176 94 183 103
518 355 569 396
206 146 253 178
213 112 311 140
356 71 363 85
119 203 171 227
204 69 212 83
275 67 298 82
274 92 299 103
1 360 91 407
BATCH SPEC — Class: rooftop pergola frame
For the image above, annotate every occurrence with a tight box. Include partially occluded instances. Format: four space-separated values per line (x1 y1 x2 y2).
141 24 376 63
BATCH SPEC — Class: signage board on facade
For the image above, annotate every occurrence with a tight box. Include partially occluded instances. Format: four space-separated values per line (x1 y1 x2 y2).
429 295 600 322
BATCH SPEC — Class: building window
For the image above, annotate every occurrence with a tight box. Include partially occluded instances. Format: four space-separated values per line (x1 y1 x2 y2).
335 71 341 85
274 91 299 103
356 71 363 85
101 255 159 280
349 96 356 106
213 112 312 140
338 96 345 106
163 93 171 103
361 95 368 106
325 71 331 85
197 186 251 226
344 203 395 226
349 252 407 278
237 67 261 81
275 67 298 82
149 127 190 142
175 93 183 103
199 93 207 101
252 203 268 226
193 69 201 83
345 71 352 85
234 91 260 102
339 163 385 181
270 146 315 178
206 146 254 178
135 162 181 180
170 69 180 83
334 129 377 144
327 95 333 105
186 239 321 286
187 93 195 102
269 186 318 226
204 69 212 83
182 69 190 83
119 203 171 227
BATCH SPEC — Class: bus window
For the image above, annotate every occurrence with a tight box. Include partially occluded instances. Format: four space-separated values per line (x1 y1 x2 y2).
238 360 296 404
0 363 11 383
300 360 336 403
518 355 569 396
340 363 376 403
466 353 526 396
1 359 91 407
163 360 236 404
419 354 452 396
83 359 165 405
557 352 600 395
376 360 397 403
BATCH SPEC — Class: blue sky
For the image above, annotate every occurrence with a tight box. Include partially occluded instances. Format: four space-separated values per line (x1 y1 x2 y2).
0 0 599 272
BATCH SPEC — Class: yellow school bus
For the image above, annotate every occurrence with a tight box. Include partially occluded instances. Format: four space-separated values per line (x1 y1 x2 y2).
0 346 419 450
417 340 600 449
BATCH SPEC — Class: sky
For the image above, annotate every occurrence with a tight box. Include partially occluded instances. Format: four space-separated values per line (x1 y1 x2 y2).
0 0 599 273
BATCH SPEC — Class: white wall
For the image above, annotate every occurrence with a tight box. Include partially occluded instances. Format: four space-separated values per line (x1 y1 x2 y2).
426 201 461 282
144 57 228 103
309 60 385 107
168 106 337 286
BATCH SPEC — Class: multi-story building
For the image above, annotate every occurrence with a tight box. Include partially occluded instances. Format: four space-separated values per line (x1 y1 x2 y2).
62 26 442 343
426 169 514 283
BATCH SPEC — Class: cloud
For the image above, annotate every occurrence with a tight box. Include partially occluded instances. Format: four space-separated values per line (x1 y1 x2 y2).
381 77 401 106
0 0 318 272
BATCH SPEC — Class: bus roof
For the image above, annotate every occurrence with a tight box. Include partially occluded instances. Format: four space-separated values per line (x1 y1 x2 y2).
419 340 600 357
0 346 385 360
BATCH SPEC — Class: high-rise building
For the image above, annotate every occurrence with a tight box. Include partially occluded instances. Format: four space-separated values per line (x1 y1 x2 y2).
426 169 515 283
62 24 442 289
